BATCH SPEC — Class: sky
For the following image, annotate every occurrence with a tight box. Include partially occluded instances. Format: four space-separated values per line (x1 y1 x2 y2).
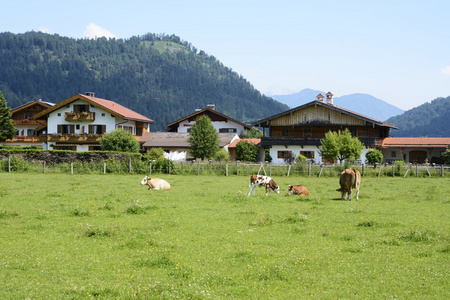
2 0 450 110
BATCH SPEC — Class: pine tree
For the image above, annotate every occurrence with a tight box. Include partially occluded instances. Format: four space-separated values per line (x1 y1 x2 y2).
0 91 16 142
187 115 219 160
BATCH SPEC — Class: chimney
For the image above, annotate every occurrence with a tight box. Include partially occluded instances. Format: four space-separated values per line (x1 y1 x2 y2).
85 92 95 97
326 92 334 104
206 104 215 111
316 93 325 102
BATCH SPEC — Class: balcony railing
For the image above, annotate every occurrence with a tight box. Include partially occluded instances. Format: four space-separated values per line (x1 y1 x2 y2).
5 136 41 143
64 112 95 122
43 134 102 143
13 119 46 126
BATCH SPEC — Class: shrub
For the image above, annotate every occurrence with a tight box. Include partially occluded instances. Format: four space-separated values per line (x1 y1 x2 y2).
295 154 307 164
444 149 450 165
143 148 165 161
366 149 383 166
265 149 272 163
214 149 230 162
236 141 258 162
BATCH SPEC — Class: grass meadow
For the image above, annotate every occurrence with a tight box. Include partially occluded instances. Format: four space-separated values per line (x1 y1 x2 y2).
0 173 449 299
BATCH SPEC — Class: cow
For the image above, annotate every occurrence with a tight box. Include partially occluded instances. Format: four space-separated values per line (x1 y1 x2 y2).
336 169 361 200
140 176 171 190
288 185 310 196
248 175 280 196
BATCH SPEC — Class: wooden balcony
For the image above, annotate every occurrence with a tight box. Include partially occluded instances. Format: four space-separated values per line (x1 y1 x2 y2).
5 136 41 143
43 134 102 143
64 112 95 122
13 119 46 126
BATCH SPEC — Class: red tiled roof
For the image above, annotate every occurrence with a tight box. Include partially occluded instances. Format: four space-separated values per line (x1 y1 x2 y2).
82 94 153 122
382 137 450 148
228 138 261 148
33 93 153 123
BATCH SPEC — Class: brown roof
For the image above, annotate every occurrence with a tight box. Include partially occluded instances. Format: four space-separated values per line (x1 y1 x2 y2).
33 93 153 123
165 107 252 131
382 137 450 148
142 132 238 148
228 138 261 148
251 100 398 129
11 99 54 113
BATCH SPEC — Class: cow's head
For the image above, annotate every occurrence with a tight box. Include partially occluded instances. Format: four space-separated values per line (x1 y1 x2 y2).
140 176 149 185
268 179 280 194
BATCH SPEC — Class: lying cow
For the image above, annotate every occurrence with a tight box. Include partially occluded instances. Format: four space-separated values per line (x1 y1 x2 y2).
337 168 361 200
248 175 280 196
140 176 171 190
288 185 310 196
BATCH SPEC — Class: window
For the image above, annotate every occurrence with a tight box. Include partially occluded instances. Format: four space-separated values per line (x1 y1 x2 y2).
391 151 396 158
57 113 61 117
76 124 80 130
349 128 357 136
89 125 106 134
277 151 292 159
219 128 237 133
300 151 315 158
282 129 289 136
27 129 35 136
117 125 133 134
58 125 74 134
102 113 106 117
136 128 143 136
73 104 89 113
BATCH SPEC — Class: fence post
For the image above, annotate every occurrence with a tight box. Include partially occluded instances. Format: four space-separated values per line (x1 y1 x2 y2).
226 163 228 176
403 166 410 177
308 161 311 177
104 162 106 174
236 161 239 175
442 165 444 177
71 162 73 175
8 156 11 173
416 165 418 177
392 165 395 177
377 166 382 177
362 163 365 177
43 161 46 173
198 160 200 175
287 165 291 176
426 167 431 177
318 165 323 177
129 159 132 174
169 160 171 174
149 161 152 174
269 163 272 176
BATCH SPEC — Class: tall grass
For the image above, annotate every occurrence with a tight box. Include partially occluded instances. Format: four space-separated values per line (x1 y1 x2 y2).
0 173 448 299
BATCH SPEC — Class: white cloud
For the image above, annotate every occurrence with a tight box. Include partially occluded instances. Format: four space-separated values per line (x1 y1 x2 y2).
82 23 116 39
441 66 450 76
38 27 51 34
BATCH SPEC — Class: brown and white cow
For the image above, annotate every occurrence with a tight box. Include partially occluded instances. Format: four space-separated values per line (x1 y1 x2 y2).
248 175 280 196
140 176 171 190
288 185 310 196
336 168 361 200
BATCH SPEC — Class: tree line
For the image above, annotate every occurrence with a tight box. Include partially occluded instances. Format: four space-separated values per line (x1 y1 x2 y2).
0 31 288 131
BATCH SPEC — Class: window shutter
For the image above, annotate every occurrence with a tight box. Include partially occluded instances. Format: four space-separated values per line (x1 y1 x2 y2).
70 125 75 134
101 125 106 134
57 125 62 133
89 125 93 134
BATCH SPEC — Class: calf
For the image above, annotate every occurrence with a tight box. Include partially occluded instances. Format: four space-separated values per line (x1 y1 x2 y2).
288 185 310 196
248 175 280 196
140 176 171 190
336 169 361 200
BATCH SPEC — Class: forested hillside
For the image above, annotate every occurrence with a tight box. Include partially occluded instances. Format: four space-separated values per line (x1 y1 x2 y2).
386 96 450 137
0 32 288 131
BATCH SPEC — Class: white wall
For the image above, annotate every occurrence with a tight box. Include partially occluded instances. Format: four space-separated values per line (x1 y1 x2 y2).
47 100 117 134
177 119 246 135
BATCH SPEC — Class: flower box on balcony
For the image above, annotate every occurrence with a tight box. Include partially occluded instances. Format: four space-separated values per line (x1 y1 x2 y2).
64 112 95 122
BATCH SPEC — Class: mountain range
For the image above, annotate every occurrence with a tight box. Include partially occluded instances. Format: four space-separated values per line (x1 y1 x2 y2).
271 89 405 122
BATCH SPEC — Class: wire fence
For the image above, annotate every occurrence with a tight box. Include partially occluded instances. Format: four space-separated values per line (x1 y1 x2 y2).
1 156 449 178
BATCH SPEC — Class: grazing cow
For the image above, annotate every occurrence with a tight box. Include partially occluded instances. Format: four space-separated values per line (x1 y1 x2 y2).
248 175 280 196
288 185 310 196
140 176 171 190
336 169 361 200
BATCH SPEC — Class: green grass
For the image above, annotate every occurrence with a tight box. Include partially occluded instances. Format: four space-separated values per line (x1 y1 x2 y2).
0 173 448 299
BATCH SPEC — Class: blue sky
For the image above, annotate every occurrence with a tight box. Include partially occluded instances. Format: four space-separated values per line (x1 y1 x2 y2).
2 0 450 110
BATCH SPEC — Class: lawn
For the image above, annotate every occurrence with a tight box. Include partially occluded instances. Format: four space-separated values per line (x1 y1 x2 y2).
0 173 448 299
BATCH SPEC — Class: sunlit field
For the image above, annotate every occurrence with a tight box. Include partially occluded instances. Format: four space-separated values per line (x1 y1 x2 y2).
1 173 449 299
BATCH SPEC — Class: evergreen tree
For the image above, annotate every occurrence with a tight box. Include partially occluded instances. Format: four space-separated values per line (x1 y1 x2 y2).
0 91 16 142
100 129 140 152
187 115 219 160
320 129 364 163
